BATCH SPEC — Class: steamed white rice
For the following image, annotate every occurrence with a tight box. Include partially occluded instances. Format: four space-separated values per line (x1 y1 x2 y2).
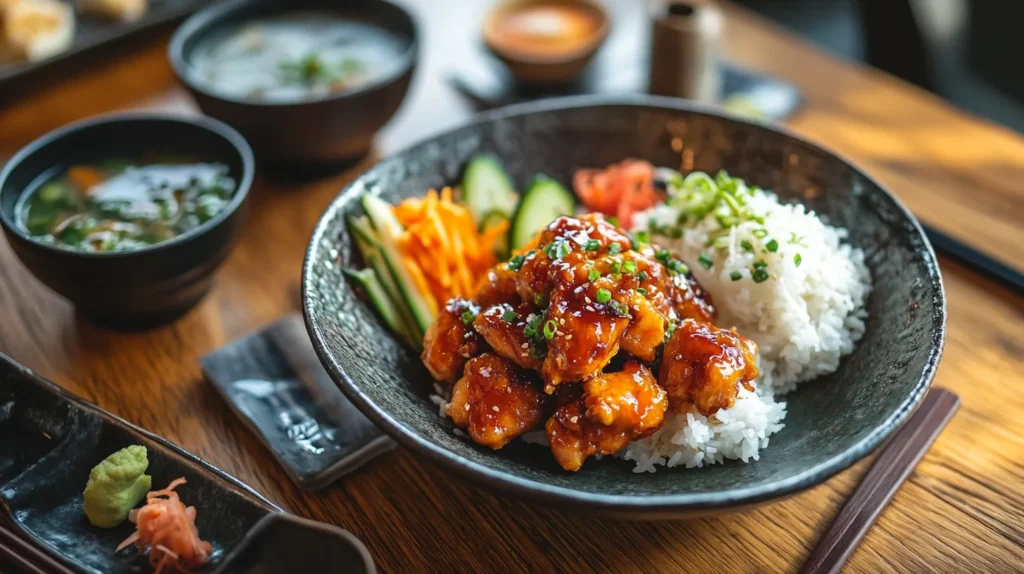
623 171 871 472
433 172 870 473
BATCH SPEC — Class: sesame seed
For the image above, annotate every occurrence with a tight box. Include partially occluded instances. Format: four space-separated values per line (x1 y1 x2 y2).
585 296 592 304
570 416 578 423
521 343 529 349
565 334 573 340
559 318 566 325
464 403 470 411
492 406 500 412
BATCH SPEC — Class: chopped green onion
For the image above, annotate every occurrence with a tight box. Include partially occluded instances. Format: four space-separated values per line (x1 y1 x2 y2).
610 261 622 274
752 268 769 283
609 300 630 317
730 271 742 281
461 311 475 325
623 260 637 274
587 269 600 282
524 314 543 338
637 271 649 282
636 288 648 296
608 243 622 256
655 249 670 263
596 289 612 303
544 319 557 339
545 239 571 260
631 231 650 248
698 252 713 270
508 254 525 271
794 253 802 267
753 229 769 239
766 239 779 252
668 259 689 275
753 259 767 269
585 239 600 251
740 240 754 253
606 216 619 227
502 309 517 323
534 293 548 309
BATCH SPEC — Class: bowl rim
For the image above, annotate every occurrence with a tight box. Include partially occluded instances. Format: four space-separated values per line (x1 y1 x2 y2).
168 0 420 109
482 0 610 65
301 94 946 513
0 112 255 260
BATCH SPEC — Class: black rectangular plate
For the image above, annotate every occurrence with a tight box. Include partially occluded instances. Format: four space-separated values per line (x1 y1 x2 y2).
0 0 209 96
0 351 279 574
201 314 394 490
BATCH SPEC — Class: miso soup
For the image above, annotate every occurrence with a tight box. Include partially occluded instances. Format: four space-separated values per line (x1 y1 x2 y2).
17 157 236 253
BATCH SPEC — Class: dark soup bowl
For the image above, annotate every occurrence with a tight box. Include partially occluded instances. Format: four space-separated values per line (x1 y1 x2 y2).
0 113 254 330
302 95 945 518
169 0 418 166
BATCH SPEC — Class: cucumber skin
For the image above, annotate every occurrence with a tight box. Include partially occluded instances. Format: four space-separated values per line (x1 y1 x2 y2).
344 268 416 349
509 175 576 250
360 195 436 337
348 216 421 345
462 154 518 226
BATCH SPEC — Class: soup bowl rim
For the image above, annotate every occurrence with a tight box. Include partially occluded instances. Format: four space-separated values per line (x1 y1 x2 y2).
0 111 255 260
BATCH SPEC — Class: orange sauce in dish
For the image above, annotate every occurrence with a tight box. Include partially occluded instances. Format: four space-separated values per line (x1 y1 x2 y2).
488 2 605 59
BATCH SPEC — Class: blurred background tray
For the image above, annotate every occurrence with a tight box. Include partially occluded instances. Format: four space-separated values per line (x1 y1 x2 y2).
0 0 210 97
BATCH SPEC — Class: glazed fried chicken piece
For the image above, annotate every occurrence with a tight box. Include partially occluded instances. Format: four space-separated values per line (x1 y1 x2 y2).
658 319 759 415
619 294 666 362
473 303 543 371
541 285 630 392
421 297 484 382
473 263 519 307
446 353 546 449
546 362 667 471
665 271 716 324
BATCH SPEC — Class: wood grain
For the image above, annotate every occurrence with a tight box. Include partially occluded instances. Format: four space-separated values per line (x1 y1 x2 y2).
1 1 1022 573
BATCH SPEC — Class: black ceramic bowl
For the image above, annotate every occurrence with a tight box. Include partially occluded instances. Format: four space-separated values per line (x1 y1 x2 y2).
302 96 945 518
168 0 418 165
0 113 254 329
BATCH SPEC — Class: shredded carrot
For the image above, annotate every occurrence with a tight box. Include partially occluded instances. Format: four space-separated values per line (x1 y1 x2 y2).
66 166 105 193
116 478 212 574
391 187 506 308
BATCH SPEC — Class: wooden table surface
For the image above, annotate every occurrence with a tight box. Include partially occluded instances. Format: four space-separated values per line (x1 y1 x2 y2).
1 1 1022 572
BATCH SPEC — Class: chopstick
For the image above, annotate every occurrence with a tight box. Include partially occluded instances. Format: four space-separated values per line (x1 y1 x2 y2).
922 224 1024 297
0 521 75 574
799 388 960 574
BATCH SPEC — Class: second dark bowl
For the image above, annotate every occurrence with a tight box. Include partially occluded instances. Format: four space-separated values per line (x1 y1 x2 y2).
169 0 418 166
0 113 254 329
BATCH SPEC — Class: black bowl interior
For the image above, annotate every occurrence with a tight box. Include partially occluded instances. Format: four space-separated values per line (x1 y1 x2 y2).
170 0 417 106
302 96 944 514
0 114 251 253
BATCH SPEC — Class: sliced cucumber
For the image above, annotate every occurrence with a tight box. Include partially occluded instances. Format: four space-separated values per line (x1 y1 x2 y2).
348 216 420 346
462 154 518 227
360 194 437 337
509 175 576 250
479 209 511 259
344 268 414 347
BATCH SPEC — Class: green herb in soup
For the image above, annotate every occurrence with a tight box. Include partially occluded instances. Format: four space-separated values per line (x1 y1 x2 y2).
18 159 235 253
190 12 405 102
